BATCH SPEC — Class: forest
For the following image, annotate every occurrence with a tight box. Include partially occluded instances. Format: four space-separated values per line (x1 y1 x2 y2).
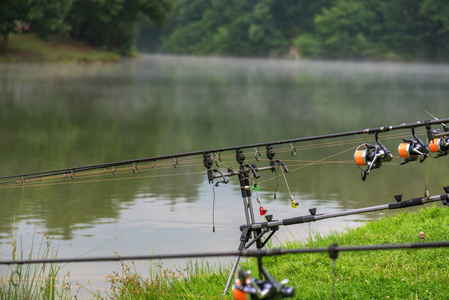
0 0 173 55
1 0 449 61
160 0 449 61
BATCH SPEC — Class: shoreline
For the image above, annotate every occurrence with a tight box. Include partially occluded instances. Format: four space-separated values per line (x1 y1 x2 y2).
0 33 121 63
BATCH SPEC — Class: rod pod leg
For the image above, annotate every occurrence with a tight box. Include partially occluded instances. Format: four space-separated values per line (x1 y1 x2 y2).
223 256 241 296
223 227 251 295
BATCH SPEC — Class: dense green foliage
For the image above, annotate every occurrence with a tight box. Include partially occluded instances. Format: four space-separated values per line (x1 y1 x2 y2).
160 0 449 61
68 0 172 55
3 0 448 60
0 0 72 53
160 0 329 57
0 0 172 56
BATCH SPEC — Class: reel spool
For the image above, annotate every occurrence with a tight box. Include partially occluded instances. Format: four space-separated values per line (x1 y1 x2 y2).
429 138 448 155
354 134 393 181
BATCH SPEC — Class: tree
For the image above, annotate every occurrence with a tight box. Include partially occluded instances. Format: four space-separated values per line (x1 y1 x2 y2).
28 0 73 39
68 0 173 56
0 0 73 54
0 1 29 53
294 0 380 59
162 0 292 57
419 0 449 60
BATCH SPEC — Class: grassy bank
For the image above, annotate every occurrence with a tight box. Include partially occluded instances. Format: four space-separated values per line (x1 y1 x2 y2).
244 205 449 299
1 206 448 299
0 33 121 63
100 205 449 299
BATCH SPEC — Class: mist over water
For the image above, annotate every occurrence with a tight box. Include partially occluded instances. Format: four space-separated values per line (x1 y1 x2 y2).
1 55 448 295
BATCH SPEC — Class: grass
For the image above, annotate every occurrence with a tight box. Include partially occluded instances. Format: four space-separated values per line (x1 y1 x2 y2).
1 205 448 299
0 33 121 63
0 233 72 299
241 205 449 299
93 259 230 299
99 205 449 299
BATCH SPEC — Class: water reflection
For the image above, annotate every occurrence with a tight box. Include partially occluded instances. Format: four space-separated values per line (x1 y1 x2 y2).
0 55 449 294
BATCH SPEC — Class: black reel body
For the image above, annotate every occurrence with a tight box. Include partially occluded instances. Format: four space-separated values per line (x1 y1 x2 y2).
232 269 294 300
354 141 393 181
398 128 430 165
398 138 429 164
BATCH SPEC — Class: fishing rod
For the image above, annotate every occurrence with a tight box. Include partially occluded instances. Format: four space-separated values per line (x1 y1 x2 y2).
222 186 449 295
4 241 449 299
241 187 449 232
1 240 448 265
1 117 449 185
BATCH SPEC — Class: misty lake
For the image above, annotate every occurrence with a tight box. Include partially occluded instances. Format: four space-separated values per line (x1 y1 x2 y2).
0 55 448 296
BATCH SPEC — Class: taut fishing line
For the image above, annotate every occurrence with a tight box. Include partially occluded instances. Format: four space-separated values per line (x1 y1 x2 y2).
212 184 216 232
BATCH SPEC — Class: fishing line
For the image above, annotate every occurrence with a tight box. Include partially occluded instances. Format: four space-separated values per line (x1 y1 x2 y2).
0 153 420 192
0 127 437 192
0 171 206 190
1 119 443 184
212 184 216 232
257 146 356 186
425 158 430 199
57 193 85 229
218 156 362 192
436 156 440 193
272 130 424 154
279 164 298 208
0 156 207 187
273 166 279 199
0 158 208 190
74 233 128 260
259 132 426 188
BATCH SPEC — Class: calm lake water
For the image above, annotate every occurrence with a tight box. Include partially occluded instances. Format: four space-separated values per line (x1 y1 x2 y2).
1 55 449 296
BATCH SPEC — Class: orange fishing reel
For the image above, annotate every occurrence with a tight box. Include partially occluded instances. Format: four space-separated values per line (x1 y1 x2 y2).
427 127 449 157
354 133 393 181
398 128 429 165
233 269 294 300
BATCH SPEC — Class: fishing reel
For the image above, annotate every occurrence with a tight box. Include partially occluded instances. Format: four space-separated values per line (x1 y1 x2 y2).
398 128 429 165
427 126 449 158
233 268 294 300
429 137 449 157
354 133 393 181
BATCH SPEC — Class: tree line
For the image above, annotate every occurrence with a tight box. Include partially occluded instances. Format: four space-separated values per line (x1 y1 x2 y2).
0 0 172 55
2 0 449 61
160 0 449 61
